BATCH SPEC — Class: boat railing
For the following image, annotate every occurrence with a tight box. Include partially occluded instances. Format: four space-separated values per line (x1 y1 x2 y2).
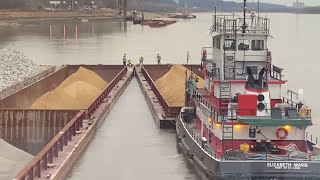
306 132 319 145
188 85 312 122
181 113 317 162
206 68 220 80
212 16 270 34
224 150 317 161
206 65 284 81
184 121 222 160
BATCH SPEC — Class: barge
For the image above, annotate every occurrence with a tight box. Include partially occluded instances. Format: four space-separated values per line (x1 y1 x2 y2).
176 1 320 179
0 65 133 180
136 64 202 129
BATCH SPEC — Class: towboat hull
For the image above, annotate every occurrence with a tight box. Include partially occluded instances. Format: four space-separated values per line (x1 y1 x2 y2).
176 115 320 180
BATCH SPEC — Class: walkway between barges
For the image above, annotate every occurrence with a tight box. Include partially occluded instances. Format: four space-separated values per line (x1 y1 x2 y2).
65 78 200 180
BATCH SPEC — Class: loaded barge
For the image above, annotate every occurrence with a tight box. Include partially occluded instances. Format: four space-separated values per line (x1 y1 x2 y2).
2 65 134 180
176 1 320 179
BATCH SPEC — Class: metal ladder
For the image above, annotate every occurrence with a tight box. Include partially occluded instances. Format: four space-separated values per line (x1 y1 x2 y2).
219 81 231 122
220 81 231 99
223 124 233 139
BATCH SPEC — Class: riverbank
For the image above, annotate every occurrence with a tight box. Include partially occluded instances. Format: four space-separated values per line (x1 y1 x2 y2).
0 10 116 20
0 10 174 27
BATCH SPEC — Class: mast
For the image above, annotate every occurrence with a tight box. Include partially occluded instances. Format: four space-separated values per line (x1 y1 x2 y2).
257 0 260 18
242 0 247 33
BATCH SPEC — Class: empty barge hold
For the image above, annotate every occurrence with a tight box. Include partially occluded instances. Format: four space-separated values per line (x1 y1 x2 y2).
136 64 202 129
0 65 132 180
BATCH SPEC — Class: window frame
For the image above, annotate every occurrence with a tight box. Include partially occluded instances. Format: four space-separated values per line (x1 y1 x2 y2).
238 39 250 51
223 39 236 51
251 40 264 51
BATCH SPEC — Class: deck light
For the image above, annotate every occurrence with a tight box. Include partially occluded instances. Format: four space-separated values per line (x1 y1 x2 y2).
215 123 221 128
284 125 291 131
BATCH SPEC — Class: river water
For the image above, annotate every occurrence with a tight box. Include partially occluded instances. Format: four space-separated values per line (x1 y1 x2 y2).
0 12 319 179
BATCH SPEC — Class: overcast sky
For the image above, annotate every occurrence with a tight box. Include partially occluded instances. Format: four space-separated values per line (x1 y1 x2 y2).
224 0 320 6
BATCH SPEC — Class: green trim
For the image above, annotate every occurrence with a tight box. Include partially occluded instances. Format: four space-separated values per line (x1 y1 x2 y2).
237 116 312 127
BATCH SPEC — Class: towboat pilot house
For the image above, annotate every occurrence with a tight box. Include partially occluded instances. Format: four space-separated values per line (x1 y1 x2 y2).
185 13 313 159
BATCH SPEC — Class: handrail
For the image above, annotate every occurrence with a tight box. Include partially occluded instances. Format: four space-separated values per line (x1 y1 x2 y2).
213 16 270 34
182 116 222 160
181 112 316 162
188 81 312 122
140 66 181 117
86 66 128 117
14 66 128 180
14 110 86 180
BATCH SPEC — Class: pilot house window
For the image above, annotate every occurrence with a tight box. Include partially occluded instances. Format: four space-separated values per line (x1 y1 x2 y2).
238 39 250 50
223 39 236 51
252 40 264 50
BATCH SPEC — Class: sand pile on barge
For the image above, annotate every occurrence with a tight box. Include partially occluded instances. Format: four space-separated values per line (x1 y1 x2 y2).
0 139 34 180
0 47 48 91
155 64 204 107
31 67 108 109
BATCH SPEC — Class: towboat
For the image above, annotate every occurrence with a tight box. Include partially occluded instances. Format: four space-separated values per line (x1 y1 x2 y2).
176 1 320 179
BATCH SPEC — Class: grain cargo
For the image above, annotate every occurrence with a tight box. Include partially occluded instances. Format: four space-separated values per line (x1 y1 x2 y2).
155 64 204 107
31 67 108 109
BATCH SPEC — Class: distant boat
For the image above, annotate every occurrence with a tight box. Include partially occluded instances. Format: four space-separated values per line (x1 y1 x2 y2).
169 12 196 19
81 19 88 23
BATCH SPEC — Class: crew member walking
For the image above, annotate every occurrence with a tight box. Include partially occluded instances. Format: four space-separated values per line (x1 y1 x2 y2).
139 56 144 65
156 53 161 65
123 53 127 65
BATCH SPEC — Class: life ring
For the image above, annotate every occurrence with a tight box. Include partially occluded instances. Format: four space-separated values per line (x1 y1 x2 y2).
276 128 288 140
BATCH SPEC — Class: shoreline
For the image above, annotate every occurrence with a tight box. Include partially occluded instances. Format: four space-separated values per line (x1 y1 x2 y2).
0 11 173 26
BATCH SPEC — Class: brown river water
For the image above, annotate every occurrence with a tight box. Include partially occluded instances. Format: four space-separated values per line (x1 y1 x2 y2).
0 12 319 179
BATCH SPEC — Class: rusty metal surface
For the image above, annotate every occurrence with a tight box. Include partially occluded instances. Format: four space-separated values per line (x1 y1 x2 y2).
140 66 180 118
0 66 69 109
0 109 79 155
0 66 57 100
67 65 126 83
143 64 172 82
0 65 126 109
14 66 128 180
143 64 203 82
141 64 203 118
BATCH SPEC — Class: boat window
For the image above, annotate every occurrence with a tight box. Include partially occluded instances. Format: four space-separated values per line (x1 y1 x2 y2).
217 38 221 49
238 39 250 50
245 66 258 75
213 37 215 47
252 40 264 51
223 39 236 51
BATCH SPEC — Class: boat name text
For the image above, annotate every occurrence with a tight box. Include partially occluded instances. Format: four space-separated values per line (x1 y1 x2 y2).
266 163 308 170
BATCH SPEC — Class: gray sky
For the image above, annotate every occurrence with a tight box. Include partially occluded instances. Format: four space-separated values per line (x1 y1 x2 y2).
224 0 320 6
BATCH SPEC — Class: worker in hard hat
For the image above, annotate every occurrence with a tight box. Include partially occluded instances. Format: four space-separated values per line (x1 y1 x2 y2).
156 53 161 65
123 53 127 65
139 56 144 65
128 59 132 67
